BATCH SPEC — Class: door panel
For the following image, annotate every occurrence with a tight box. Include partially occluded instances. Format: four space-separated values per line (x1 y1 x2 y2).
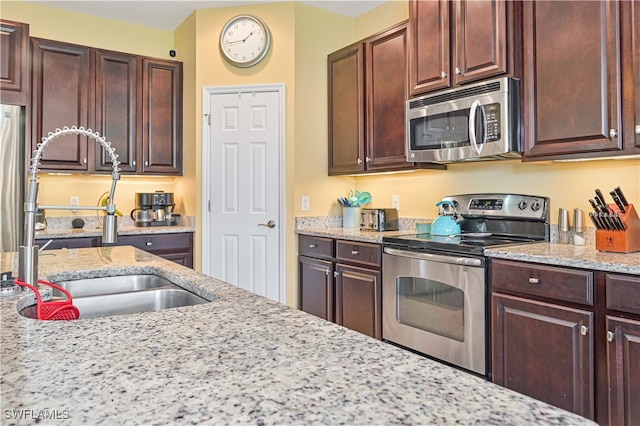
606 316 640 426
208 89 280 302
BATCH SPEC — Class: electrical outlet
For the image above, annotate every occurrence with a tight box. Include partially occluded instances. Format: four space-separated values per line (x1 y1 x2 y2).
70 196 79 213
392 195 400 210
301 196 310 212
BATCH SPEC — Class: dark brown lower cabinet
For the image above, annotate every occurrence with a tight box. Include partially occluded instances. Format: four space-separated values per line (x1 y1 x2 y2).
606 317 640 426
39 232 193 268
492 293 594 418
335 263 381 339
299 256 334 322
298 235 382 339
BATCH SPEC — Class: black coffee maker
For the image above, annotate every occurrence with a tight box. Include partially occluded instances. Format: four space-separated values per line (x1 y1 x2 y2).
131 191 176 227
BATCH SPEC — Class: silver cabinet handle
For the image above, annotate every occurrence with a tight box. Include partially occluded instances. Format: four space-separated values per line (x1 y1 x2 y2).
145 161 149 166
351 250 359 255
309 244 316 248
146 241 153 246
455 67 461 75
607 331 614 342
258 220 276 228
366 157 371 163
132 160 136 166
334 271 339 278
528 277 539 284
441 71 447 78
357 158 362 165
609 129 618 138
580 325 588 336
635 125 640 135
83 158 87 164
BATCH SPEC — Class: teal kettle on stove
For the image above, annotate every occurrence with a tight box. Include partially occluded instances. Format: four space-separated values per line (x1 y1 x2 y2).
431 200 462 235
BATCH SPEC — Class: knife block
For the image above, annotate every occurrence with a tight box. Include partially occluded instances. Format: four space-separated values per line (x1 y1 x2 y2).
595 204 640 253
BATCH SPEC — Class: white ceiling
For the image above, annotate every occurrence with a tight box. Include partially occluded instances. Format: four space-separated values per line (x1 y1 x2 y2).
24 0 388 31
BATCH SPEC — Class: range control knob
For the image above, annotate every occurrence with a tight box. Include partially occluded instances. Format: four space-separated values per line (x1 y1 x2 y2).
518 200 528 210
531 200 541 211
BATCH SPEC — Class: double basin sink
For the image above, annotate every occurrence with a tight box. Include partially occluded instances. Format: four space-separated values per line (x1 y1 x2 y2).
20 274 210 320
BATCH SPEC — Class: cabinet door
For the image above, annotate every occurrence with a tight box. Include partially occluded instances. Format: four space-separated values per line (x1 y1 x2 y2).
141 58 182 174
328 43 364 175
365 22 414 172
607 316 640 426
522 0 622 158
299 256 334 322
94 50 139 173
409 0 450 95
453 0 508 86
335 263 381 339
630 0 640 149
31 38 91 171
0 19 29 105
492 293 595 419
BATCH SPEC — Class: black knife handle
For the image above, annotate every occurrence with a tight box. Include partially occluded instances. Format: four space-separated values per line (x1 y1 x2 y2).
610 191 627 213
589 198 602 213
614 186 629 206
589 212 602 229
595 189 607 207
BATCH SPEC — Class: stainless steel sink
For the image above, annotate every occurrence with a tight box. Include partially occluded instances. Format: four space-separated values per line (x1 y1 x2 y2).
52 274 181 298
19 274 210 320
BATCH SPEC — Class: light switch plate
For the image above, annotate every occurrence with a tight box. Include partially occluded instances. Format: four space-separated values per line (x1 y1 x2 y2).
301 196 310 212
392 195 400 210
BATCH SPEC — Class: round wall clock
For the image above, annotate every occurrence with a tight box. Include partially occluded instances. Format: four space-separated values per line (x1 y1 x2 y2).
220 14 271 67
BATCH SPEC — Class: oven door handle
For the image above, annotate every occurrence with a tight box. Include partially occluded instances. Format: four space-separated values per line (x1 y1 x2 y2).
383 247 483 267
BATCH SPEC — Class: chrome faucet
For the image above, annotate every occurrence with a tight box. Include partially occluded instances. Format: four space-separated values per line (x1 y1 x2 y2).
18 126 121 285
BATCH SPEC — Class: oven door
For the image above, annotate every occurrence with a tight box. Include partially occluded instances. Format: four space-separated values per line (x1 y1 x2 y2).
382 247 487 376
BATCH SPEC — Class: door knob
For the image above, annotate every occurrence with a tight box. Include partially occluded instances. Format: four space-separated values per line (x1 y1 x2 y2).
258 220 276 228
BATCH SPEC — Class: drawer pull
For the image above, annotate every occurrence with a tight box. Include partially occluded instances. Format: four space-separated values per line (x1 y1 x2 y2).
146 241 153 246
351 250 359 255
580 325 588 336
528 277 540 284
607 331 614 342
309 244 316 248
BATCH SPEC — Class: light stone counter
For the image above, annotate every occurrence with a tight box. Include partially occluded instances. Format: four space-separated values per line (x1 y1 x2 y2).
0 247 594 425
485 242 640 275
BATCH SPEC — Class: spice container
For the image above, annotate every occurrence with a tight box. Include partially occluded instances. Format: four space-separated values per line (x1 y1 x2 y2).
558 208 571 244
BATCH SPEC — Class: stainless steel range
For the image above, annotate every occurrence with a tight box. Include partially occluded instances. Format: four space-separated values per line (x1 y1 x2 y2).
382 193 550 377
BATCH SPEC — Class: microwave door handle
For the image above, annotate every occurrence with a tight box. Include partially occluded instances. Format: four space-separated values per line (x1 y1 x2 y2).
468 99 486 155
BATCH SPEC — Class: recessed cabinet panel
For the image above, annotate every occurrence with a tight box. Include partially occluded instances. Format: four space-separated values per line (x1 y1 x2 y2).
606 316 640 426
31 38 90 171
142 59 182 174
0 19 30 105
328 43 364 175
522 0 622 158
94 50 138 172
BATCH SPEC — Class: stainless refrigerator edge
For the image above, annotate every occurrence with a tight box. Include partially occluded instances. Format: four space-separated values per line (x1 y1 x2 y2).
0 104 25 253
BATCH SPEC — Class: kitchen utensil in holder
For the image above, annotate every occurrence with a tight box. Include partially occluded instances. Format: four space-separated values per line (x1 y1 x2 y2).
595 204 640 253
14 279 79 320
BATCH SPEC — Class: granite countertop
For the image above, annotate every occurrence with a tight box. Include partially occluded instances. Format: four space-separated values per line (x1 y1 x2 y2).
296 228 640 275
0 247 594 425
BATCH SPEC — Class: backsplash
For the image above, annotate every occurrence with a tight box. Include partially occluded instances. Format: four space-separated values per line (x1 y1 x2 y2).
296 216 597 245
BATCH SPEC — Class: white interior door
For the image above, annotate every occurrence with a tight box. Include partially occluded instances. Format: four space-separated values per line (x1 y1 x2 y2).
202 85 284 303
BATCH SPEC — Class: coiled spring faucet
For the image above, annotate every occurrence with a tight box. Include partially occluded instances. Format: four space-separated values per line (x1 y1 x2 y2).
18 126 121 285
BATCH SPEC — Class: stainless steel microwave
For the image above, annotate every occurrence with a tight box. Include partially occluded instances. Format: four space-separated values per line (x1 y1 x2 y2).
406 77 521 163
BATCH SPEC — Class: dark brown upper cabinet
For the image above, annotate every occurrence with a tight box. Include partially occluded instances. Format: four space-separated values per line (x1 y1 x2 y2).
30 37 182 175
0 19 30 106
625 0 640 151
408 0 520 97
522 0 639 160
31 38 92 171
328 22 443 176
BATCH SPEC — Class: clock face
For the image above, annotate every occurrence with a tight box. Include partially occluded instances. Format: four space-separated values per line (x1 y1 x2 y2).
220 15 271 67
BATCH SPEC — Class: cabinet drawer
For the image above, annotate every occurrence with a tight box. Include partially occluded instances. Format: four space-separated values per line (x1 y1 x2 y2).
298 235 333 260
114 233 192 252
336 240 381 268
491 259 594 306
40 237 98 250
606 274 640 316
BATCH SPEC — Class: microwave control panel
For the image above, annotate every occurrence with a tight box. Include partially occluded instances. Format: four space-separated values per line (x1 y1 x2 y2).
482 103 501 142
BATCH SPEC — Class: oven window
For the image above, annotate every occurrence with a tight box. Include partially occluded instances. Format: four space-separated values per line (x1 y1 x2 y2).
410 109 470 150
396 277 464 342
